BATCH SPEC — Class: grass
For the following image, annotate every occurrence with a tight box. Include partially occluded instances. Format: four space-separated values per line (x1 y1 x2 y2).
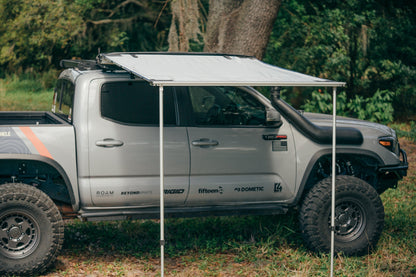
1 75 415 276
0 74 54 111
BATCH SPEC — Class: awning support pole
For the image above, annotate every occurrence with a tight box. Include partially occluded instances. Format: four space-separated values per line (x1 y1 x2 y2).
330 86 337 277
159 85 165 277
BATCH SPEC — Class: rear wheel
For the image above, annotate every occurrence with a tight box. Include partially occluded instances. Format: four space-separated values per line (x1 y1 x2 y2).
299 176 384 256
0 183 64 276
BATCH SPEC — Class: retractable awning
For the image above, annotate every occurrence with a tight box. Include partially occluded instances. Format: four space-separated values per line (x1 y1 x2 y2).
98 52 345 87
98 52 344 277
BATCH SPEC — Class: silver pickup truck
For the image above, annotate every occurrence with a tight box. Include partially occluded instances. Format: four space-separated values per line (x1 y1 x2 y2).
0 53 408 275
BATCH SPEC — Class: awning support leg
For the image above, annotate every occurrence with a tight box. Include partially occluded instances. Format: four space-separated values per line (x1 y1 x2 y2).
330 86 337 277
159 85 165 277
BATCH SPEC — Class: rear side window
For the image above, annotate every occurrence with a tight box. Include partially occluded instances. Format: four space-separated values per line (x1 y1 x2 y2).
101 81 176 125
53 79 75 123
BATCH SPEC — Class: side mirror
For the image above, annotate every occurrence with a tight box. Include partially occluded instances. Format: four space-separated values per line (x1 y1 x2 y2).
266 108 282 127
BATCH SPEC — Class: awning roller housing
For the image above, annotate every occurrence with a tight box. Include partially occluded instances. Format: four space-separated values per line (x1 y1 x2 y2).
98 52 345 87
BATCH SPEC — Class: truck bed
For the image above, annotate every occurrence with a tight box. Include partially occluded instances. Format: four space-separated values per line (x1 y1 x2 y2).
0 111 68 125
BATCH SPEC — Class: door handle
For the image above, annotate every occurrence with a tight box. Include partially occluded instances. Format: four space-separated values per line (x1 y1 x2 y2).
192 138 219 147
96 138 124 148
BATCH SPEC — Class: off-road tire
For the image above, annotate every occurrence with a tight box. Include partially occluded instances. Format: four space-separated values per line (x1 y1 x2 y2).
0 183 64 276
299 176 384 256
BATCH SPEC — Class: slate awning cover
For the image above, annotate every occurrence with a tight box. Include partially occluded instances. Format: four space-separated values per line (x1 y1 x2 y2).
98 52 345 87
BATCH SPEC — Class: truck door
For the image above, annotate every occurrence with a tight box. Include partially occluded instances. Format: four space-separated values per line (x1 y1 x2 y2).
87 80 189 207
183 86 296 205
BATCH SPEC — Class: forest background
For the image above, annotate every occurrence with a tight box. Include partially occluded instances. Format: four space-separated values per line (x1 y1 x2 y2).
0 1 415 276
0 0 415 122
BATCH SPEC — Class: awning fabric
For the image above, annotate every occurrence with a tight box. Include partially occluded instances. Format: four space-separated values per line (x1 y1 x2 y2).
98 52 345 87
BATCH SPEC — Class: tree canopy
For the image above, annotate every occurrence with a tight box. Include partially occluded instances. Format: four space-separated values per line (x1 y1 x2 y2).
0 0 414 120
264 0 416 119
0 0 170 73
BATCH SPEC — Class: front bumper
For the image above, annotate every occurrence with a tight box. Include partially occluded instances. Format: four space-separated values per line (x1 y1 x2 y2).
378 149 408 179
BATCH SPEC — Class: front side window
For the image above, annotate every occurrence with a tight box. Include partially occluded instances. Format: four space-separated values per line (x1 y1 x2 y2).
101 81 176 125
188 86 266 126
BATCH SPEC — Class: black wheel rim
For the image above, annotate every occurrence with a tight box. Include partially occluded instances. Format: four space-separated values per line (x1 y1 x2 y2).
0 210 40 259
329 199 366 241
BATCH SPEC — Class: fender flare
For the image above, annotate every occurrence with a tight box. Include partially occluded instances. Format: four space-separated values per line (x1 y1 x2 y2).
292 148 384 206
0 154 77 209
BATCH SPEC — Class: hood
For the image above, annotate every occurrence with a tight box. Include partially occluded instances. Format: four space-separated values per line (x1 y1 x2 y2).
303 112 395 137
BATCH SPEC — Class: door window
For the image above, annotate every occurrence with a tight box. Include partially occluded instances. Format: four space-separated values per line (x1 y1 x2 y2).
101 81 176 125
187 87 266 126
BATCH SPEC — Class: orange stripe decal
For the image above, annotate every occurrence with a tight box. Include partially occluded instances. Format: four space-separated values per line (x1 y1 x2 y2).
19 127 53 159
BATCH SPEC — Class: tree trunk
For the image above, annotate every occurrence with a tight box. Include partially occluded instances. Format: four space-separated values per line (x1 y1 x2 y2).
168 0 202 52
204 0 282 60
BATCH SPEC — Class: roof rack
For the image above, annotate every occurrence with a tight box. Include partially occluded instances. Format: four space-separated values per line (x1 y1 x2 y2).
60 59 99 70
60 59 121 71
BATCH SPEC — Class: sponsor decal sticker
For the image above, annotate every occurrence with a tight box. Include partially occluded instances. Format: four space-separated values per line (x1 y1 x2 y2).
234 186 264 192
274 183 283 193
96 190 114 197
121 190 152 195
198 186 223 194
164 189 185 194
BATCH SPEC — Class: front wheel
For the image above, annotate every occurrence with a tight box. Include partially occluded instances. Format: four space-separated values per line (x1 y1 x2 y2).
0 183 64 276
299 176 384 256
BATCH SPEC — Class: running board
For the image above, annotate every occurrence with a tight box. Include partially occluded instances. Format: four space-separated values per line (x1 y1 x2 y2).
79 204 289 222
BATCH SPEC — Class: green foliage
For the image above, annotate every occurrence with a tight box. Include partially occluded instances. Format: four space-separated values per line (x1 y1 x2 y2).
0 0 171 75
0 72 56 111
302 89 395 124
64 214 299 258
72 0 170 55
0 0 415 121
378 60 416 120
0 88 53 111
0 0 84 73
4 74 44 93
390 121 416 142
264 0 416 120
2 70 58 92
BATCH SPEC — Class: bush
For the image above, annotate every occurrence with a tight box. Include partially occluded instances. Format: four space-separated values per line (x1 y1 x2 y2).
302 89 395 124
390 121 416 142
3 70 59 93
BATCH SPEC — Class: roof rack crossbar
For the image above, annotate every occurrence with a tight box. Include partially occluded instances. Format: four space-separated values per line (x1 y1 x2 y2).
60 59 122 71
